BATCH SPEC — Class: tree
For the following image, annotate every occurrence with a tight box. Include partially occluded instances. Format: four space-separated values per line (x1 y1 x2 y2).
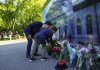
0 0 46 34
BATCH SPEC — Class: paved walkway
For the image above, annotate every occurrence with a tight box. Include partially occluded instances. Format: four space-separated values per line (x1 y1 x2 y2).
0 42 58 70
0 39 27 45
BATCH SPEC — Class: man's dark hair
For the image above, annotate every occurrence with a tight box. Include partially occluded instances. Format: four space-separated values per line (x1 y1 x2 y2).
44 21 52 25
50 26 57 32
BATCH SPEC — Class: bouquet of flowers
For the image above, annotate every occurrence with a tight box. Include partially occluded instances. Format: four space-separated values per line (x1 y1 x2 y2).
46 39 61 57
58 40 69 61
76 46 89 70
51 46 61 58
88 45 99 70
52 47 61 53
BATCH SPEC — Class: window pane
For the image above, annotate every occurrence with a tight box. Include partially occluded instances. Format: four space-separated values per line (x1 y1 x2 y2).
77 18 82 34
86 15 93 34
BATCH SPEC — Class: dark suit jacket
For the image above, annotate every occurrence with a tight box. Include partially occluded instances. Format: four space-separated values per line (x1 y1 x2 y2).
24 21 43 38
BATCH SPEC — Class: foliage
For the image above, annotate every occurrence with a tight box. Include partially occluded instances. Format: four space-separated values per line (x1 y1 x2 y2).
0 0 46 35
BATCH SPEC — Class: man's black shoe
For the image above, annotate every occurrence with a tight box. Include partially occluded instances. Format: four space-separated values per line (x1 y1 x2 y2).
29 58 36 62
34 53 41 56
43 57 48 59
41 57 48 61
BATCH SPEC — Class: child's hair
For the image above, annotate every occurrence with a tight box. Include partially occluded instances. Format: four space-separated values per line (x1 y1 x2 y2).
44 21 52 25
50 26 57 32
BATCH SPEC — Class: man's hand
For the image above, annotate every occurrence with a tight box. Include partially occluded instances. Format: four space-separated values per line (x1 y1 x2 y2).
27 34 32 39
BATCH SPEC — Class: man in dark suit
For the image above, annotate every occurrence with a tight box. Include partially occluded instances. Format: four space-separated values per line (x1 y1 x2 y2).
24 21 52 58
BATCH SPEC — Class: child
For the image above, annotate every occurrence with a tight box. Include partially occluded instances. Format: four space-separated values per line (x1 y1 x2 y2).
29 26 57 61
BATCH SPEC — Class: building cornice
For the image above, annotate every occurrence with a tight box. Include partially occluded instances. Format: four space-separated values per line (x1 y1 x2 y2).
73 0 100 12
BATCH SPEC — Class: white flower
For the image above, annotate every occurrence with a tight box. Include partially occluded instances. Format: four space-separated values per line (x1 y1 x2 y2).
79 47 89 53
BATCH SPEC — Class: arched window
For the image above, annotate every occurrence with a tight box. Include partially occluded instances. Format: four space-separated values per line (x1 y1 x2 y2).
77 18 82 34
64 25 67 36
86 15 93 34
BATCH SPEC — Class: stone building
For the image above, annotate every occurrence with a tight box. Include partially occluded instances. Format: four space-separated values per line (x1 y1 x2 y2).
42 0 100 45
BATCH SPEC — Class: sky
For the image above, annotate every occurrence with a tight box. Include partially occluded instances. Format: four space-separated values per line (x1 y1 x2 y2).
0 0 4 1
